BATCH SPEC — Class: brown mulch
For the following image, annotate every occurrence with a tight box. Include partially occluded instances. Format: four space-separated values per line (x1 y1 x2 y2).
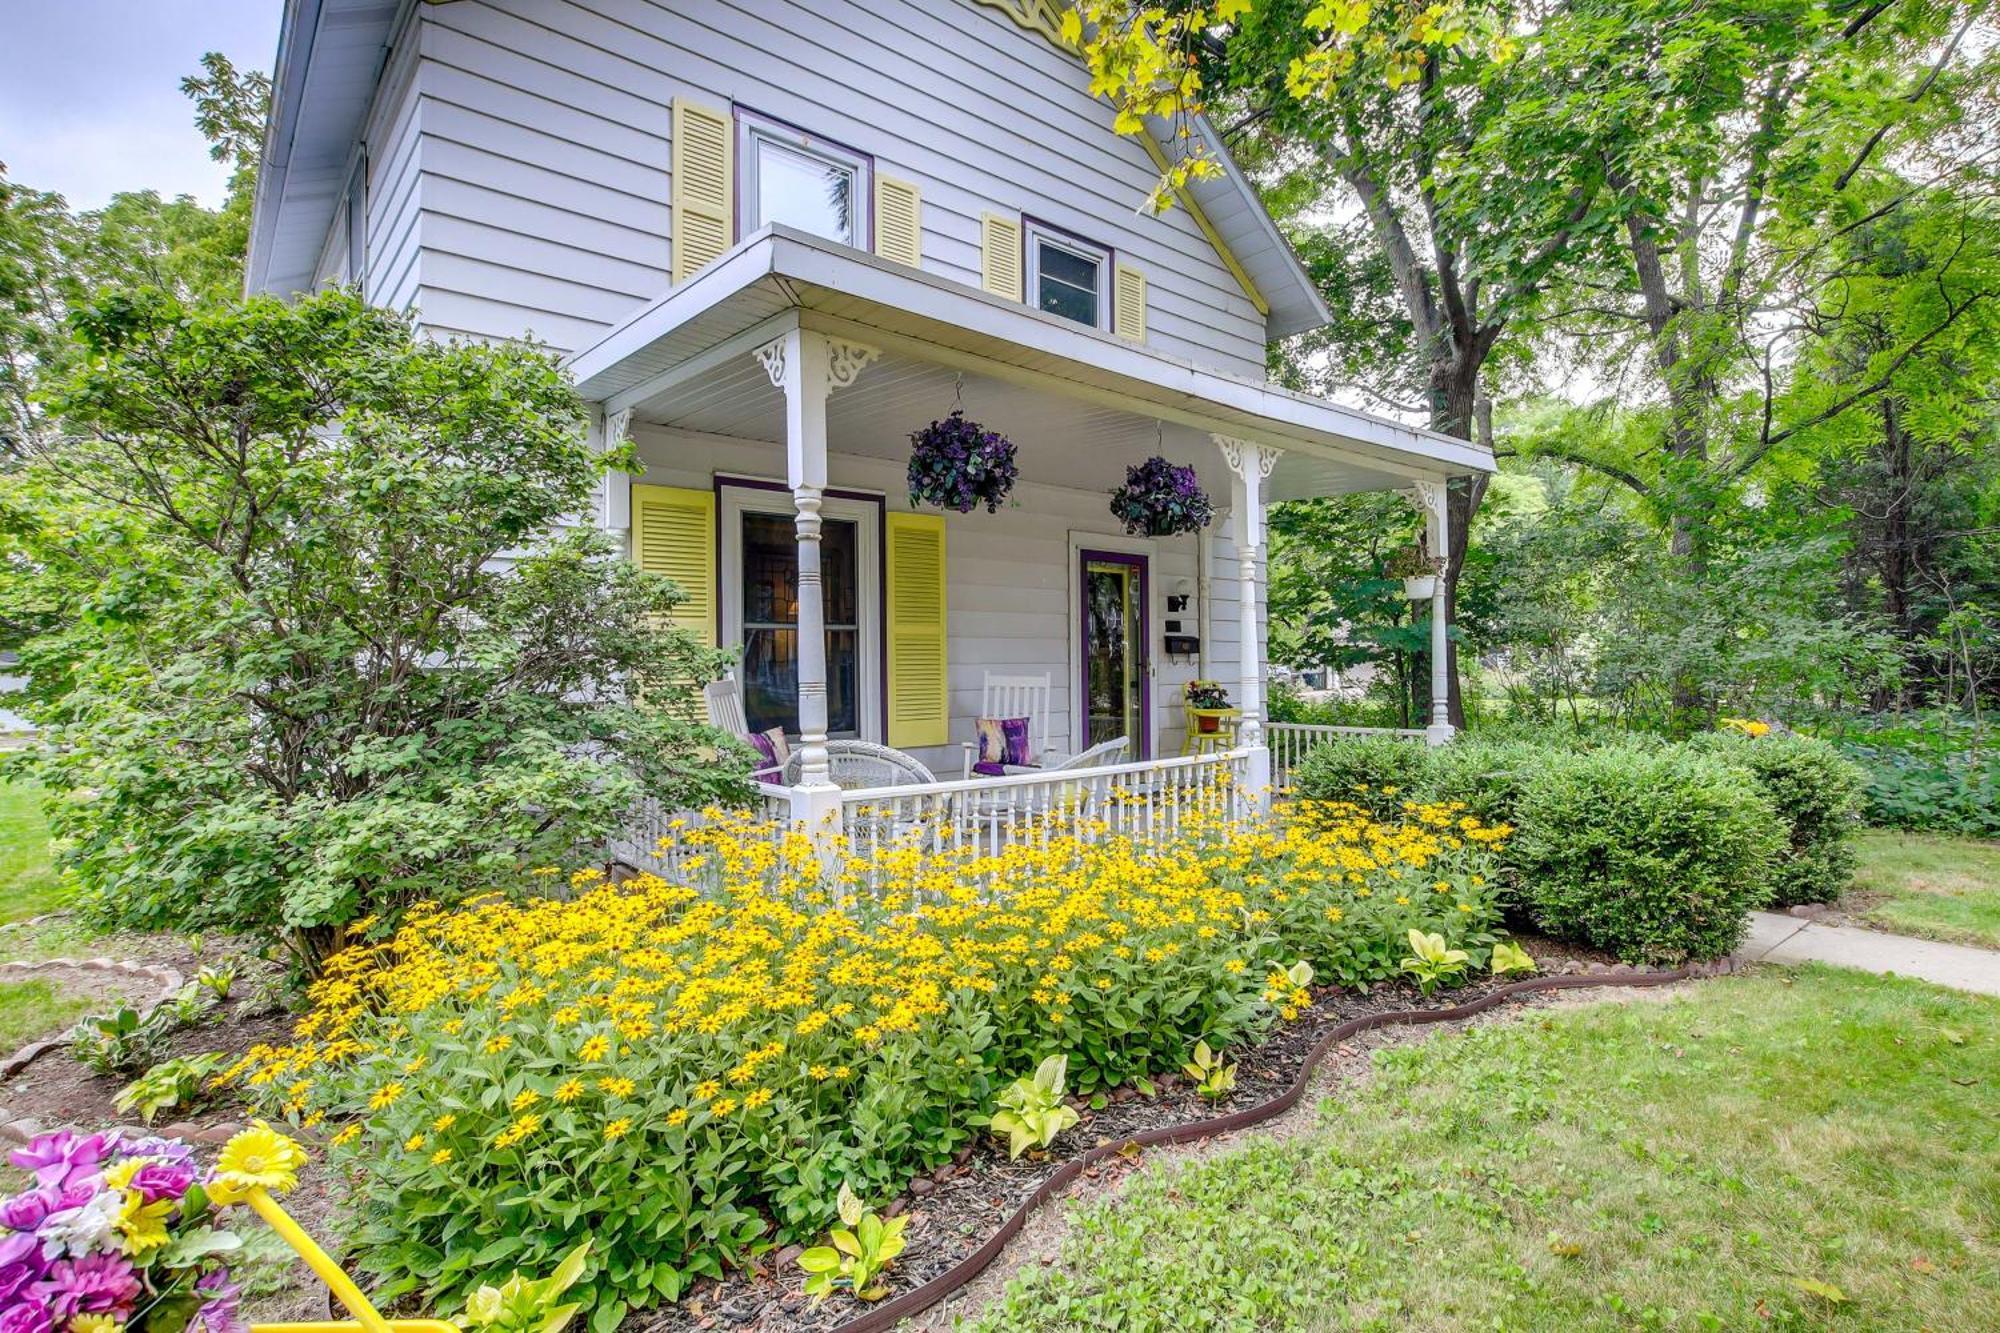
632 935 1637 1333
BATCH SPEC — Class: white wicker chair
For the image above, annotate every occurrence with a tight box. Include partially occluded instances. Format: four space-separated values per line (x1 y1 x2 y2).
779 739 939 790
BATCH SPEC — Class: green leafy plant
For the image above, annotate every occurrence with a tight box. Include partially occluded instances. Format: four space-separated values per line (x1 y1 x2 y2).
458 1241 592 1333
1514 746 1783 963
114 1051 226 1123
1181 1040 1237 1101
797 1184 908 1304
989 1054 1082 1159
70 1003 169 1076
164 980 218 1027
1489 940 1538 976
1400 929 1470 995
195 961 238 1001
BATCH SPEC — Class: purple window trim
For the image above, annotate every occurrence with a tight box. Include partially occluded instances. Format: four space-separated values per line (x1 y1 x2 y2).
712 474 890 744
1020 213 1117 332
1078 548 1150 760
732 105 877 255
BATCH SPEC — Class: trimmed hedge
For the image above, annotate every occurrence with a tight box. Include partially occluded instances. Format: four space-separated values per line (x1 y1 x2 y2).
1510 747 1783 963
1689 733 1866 908
1288 735 1431 820
1288 731 1833 963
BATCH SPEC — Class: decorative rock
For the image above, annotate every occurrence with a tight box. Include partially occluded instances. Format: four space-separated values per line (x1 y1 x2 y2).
908 1176 935 1197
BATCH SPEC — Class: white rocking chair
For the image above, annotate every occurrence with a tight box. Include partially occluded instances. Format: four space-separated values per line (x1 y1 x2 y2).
703 677 749 737
960 672 1064 778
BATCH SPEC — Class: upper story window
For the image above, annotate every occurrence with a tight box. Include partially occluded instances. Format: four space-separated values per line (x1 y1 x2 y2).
1025 222 1109 329
739 111 871 248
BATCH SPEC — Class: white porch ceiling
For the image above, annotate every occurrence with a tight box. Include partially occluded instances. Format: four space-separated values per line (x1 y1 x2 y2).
568 226 1494 502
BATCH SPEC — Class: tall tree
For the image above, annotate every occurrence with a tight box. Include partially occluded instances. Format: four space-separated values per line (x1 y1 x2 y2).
1071 0 1615 726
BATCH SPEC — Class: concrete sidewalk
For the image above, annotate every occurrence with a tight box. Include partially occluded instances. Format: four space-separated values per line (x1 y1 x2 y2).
1738 912 2000 997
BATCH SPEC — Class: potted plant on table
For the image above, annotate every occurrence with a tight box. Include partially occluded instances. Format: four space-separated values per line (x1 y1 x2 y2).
1187 679 1231 732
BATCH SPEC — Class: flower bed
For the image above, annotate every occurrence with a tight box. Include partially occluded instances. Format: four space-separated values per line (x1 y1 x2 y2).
223 803 1512 1331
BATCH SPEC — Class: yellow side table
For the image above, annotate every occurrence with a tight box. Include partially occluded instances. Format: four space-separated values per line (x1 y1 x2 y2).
1182 707 1242 755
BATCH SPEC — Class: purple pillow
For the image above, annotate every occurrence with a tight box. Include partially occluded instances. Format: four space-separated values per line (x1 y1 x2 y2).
975 716 1032 776
745 730 782 781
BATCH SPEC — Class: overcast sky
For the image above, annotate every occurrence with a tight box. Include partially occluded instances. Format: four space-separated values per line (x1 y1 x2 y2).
2 0 281 209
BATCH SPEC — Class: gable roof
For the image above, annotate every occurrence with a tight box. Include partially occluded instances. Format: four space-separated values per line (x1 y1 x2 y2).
248 0 1329 341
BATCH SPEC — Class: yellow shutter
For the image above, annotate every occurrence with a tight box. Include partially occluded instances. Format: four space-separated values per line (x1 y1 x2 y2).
1113 263 1147 342
980 213 1022 301
631 484 716 647
874 176 923 267
885 512 948 748
671 97 733 282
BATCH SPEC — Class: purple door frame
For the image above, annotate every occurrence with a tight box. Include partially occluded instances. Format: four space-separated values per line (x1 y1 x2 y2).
1078 549 1150 760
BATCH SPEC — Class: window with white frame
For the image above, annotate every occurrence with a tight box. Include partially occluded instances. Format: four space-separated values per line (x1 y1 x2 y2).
738 112 871 248
1025 222 1109 329
720 484 882 741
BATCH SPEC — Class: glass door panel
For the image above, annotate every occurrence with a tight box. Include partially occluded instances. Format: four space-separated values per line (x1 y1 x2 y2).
1082 554 1147 757
741 511 859 737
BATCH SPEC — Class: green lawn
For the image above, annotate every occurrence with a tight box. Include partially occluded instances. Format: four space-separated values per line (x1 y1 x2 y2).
0 780 67 923
972 968 1998 1332
0 976 88 1050
1849 829 2000 949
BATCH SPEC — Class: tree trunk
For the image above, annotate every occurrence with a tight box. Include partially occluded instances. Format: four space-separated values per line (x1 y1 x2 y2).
1430 367 1487 730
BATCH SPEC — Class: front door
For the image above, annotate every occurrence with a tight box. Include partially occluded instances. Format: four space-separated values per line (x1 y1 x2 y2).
1079 551 1149 759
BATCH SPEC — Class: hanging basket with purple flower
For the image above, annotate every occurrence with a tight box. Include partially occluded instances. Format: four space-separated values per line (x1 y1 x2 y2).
906 409 1019 514
1109 455 1214 537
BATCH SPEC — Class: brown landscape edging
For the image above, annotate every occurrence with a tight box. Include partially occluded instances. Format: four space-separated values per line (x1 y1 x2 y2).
0 960 1724 1323
829 962 1717 1333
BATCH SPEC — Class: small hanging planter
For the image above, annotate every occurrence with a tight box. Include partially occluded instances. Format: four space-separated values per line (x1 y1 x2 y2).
907 409 1019 514
1110 456 1213 537
1389 545 1445 600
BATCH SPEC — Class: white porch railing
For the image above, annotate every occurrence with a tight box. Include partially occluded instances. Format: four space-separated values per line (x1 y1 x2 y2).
609 782 794 881
612 751 1250 889
836 749 1246 872
1267 721 1428 789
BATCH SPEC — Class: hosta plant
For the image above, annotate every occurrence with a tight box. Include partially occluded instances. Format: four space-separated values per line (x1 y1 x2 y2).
459 1241 592 1333
71 1003 170 1076
1489 940 1538 976
797 1184 908 1304
1181 1040 1237 1102
115 1052 227 1124
988 1054 1081 1159
1401 929 1471 995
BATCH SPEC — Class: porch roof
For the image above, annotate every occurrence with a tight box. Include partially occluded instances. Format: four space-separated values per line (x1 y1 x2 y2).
564 227 1494 502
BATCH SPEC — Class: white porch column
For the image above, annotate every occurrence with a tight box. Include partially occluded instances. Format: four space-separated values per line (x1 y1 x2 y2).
1404 479 1456 746
599 406 634 541
756 329 879 844
1215 435 1281 812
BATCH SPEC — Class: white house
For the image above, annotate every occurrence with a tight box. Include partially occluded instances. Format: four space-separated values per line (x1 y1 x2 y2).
246 0 1491 844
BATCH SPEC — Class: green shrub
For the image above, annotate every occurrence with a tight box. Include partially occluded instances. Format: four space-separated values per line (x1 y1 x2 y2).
1838 743 1999 838
1512 746 1783 963
1416 737 1553 826
1287 735 1432 818
3 290 747 974
1691 734 1865 907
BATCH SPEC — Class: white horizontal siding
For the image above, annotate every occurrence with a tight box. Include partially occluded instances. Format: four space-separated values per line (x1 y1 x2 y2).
364 9 425 313
626 427 1257 772
392 0 1268 369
